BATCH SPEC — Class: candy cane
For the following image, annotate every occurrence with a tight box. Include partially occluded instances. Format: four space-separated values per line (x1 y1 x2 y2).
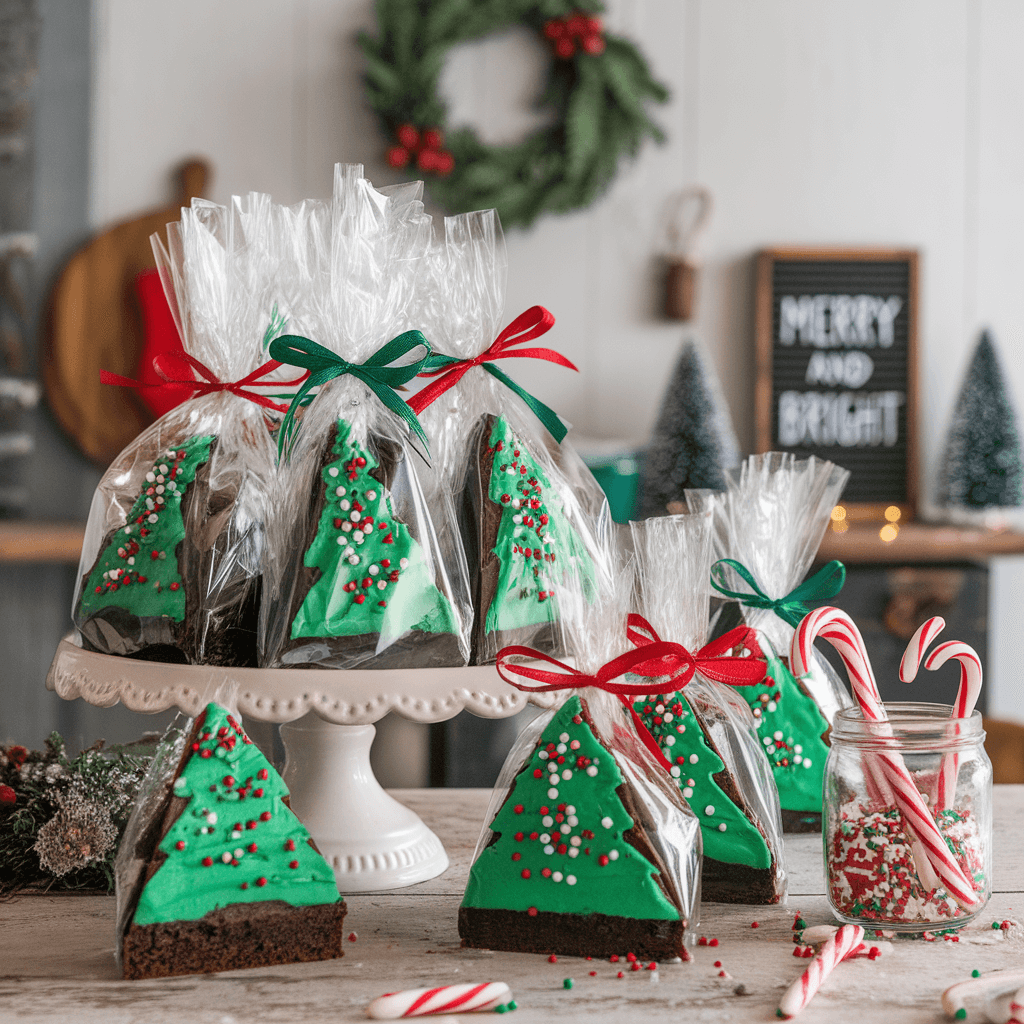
777 924 864 1019
941 971 1024 1021
900 619 984 811
366 983 513 1019
800 924 893 958
793 608 979 910
1010 985 1024 1024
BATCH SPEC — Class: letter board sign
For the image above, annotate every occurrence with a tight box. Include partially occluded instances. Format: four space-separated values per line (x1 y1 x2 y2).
755 247 919 518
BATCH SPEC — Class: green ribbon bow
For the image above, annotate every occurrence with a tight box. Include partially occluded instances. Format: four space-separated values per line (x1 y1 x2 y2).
709 558 846 628
268 330 432 457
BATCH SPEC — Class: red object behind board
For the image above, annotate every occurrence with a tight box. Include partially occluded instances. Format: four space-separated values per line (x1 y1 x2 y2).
135 268 188 418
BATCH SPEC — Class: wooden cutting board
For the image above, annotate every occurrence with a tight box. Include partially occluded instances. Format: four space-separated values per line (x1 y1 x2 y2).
42 159 209 467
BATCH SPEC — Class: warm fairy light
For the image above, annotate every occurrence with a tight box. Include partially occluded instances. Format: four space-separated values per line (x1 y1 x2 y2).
884 506 902 523
831 505 847 522
833 521 849 534
879 523 899 543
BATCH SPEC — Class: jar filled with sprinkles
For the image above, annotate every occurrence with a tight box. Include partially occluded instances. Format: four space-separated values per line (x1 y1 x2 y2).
824 703 991 932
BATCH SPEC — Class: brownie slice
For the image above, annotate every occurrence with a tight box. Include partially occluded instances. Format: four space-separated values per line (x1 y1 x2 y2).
120 704 346 980
274 420 463 669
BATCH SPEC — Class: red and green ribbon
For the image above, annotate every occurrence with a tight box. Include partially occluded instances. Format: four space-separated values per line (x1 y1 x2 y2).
710 558 846 629
408 305 577 443
495 642 696 772
268 330 432 457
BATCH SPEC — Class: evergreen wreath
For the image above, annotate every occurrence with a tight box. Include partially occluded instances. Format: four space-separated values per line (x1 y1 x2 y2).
358 0 669 229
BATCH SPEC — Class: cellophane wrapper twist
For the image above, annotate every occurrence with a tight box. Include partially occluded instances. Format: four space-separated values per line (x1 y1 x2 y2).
410 208 611 664
629 511 787 903
74 195 296 665
260 165 472 669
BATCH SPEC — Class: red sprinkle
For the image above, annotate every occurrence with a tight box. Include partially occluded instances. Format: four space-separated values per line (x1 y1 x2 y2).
175 841 186 851
751 921 760 929
647 962 657 971
528 907 538 917
521 869 531 879
289 860 299 869
548 955 558 963
709 938 719 947
248 843 258 853
202 857 213 867
589 971 597 977
348 932 358 942
714 961 722 967
285 839 296 851
260 811 272 821
630 962 641 972
617 971 624 979
610 955 619 963
256 877 267 887
698 936 707 946
258 769 268 780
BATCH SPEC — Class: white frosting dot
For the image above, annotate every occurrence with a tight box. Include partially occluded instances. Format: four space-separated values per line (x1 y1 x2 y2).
705 805 715 816
803 758 812 768
570 836 581 847
348 555 360 565
547 788 559 799
559 824 571 835
774 731 784 741
146 472 155 483
539 832 551 843
663 712 673 723
665 735 675 747
400 558 409 568
689 754 699 764
670 767 681 779
221 852 232 863
336 536 346 546
552 871 563 883
568 847 579 858
234 848 245 858
556 743 567 754
205 812 218 824
377 581 387 590
601 816 613 829
542 816 554 827
353 530 364 542
586 766 598 777
369 565 379 575
608 849 619 861
559 732 569 742
682 786 693 797
350 511 361 522
718 823 727 832
366 490 377 499
567 815 578 826
538 751 549 760
342 522 353 532
328 467 339 477
561 769 572 781
566 806 575 815
339 498 350 508
543 844 554 855
566 874 577 885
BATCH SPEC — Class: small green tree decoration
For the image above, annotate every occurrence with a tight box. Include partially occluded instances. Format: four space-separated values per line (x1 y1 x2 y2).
939 330 1024 511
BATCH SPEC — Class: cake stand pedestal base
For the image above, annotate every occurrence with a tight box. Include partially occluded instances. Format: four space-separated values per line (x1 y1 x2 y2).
280 713 448 892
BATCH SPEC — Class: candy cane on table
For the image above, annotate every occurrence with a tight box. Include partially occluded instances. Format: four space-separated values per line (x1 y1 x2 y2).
900 617 984 810
800 924 893 959
777 924 864 1018
366 983 513 1019
793 608 979 910
941 970 1024 1021
1009 985 1024 1024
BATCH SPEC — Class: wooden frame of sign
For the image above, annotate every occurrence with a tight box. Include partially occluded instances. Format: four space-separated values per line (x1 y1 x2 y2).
755 246 919 521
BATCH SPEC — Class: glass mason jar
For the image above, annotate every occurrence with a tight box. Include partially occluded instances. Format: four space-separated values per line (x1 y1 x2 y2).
824 703 991 932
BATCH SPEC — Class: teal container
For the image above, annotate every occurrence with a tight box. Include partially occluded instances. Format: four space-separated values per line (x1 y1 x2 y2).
584 451 643 524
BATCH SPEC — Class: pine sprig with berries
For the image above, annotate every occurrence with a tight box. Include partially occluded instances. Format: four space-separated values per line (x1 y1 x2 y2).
358 0 668 228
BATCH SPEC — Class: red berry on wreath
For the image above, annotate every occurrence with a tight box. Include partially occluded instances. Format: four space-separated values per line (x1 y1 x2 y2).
396 123 420 149
386 145 410 169
434 151 455 176
543 19 565 39
582 34 605 55
0 784 16 807
417 148 439 172
585 16 603 34
566 14 587 37
555 37 575 59
422 127 444 150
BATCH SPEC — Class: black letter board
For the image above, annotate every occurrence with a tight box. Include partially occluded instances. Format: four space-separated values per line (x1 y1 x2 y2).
755 247 919 519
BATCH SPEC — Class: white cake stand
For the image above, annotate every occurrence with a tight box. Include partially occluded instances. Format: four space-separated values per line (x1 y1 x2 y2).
46 636 562 893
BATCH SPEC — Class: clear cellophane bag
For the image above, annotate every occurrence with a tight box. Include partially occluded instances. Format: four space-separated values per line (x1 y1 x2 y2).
411 208 610 664
629 511 787 903
466 542 701 949
260 165 472 669
73 195 296 665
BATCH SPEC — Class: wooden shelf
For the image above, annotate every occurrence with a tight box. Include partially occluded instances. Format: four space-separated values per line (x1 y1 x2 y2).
818 521 1024 564
0 522 86 563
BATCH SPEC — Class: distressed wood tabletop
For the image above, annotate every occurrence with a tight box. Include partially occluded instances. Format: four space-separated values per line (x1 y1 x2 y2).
2 786 1022 1024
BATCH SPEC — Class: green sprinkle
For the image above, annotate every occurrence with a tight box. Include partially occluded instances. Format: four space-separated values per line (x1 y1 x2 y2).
494 1006 507 1015
563 978 574 990
993 921 1001 929
777 1011 786 1019
507 1002 517 1012
972 969 981 978
955 1009 967 1020
795 918 806 930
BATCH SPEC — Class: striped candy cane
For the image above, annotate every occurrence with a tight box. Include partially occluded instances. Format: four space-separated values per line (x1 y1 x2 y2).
900 618 984 810
366 983 513 1019
793 608 979 910
942 970 1024 1020
777 924 864 1018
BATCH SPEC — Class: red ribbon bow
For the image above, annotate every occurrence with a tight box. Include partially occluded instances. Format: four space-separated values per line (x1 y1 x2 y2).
495 642 697 773
626 614 767 687
407 305 577 414
101 351 308 413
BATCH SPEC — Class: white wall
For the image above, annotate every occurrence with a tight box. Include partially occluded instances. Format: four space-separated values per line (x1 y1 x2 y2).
90 0 1024 720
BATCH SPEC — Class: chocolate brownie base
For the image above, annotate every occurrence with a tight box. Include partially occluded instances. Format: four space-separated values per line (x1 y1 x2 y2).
703 857 781 904
123 900 347 980
459 906 688 961
782 809 822 833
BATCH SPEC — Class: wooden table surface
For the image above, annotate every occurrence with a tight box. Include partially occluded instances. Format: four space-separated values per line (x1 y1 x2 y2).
3 787 1023 1024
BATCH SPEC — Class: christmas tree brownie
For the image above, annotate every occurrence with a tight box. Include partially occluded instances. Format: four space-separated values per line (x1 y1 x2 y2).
459 695 693 959
466 414 594 662
634 688 783 903
120 703 345 979
278 418 461 668
77 435 220 663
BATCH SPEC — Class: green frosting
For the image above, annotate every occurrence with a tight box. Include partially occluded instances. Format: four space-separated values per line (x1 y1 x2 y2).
461 695 680 921
132 703 341 926
291 419 457 639
484 416 593 634
79 435 214 621
744 649 831 815
633 692 771 870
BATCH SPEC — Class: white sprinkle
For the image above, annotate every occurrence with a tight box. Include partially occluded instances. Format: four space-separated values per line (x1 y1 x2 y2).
377 581 387 590
350 511 361 522
561 769 572 781
539 832 551 843
560 824 571 835
340 498 350 508
567 815 578 826
559 732 569 742
655 704 664 714
689 754 699 764
542 817 554 828
570 836 581 847
671 767 681 779
566 806 576 815
663 712 673 723
544 844 554 855
146 472 155 483
665 735 675 747
148 514 158 523
556 743 567 754
547 788 558 799
366 490 377 499
124 526 131 534
206 812 218 824
794 744 803 754
400 558 409 568
566 874 577 885
538 751 549 760
156 485 165 495
221 852 232 863
803 758 812 768
156 474 165 484
608 850 619 861
586 766 598 777
234 848 245 858
342 522 353 532
348 555 359 565
159 464 169 474
601 816 613 829
568 847 579 858
767 701 777 712
774 730 784 741
353 530 364 542
337 536 346 546
681 785 692 796
705 805 715 816
231 830 242 840
513 515 523 524
511 498 520 508
549 775 559 786
127 556 135 565
344 546 354 556
794 754 803 764
329 468 339 477
718 823 727 832
552 871 563 883
762 736 772 746
369 565 379 575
